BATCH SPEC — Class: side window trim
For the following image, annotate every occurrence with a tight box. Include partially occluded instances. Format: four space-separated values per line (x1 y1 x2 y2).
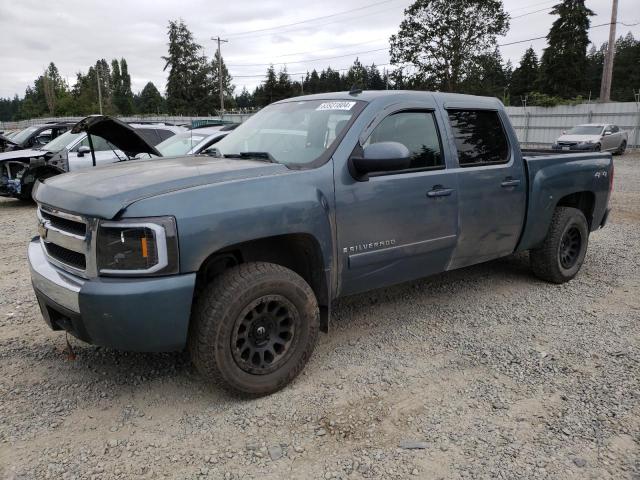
446 108 512 168
361 108 447 177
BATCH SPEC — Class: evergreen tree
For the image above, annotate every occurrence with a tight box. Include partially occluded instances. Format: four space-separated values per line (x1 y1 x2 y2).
611 32 640 101
208 49 235 111
460 48 509 99
275 67 293 101
585 44 605 100
367 63 385 89
511 47 540 101
162 19 210 114
539 0 594 98
111 58 134 114
344 58 368 89
234 87 253 110
390 0 509 91
136 82 165 114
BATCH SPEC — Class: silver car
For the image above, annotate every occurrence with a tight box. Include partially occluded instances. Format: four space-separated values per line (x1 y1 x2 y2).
553 124 628 155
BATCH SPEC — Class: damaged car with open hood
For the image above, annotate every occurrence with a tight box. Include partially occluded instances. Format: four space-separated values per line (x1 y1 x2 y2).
0 115 174 200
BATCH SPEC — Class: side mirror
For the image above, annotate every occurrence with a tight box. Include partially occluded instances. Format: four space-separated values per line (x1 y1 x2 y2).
77 145 91 157
350 142 411 181
603 130 612 136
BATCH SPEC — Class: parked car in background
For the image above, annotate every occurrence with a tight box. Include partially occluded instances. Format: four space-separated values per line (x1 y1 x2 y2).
552 124 628 154
29 91 613 395
136 124 238 159
0 122 75 152
0 116 182 200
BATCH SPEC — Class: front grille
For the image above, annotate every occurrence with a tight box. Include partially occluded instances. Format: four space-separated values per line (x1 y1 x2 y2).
38 205 91 276
558 142 577 147
45 242 87 270
41 210 86 236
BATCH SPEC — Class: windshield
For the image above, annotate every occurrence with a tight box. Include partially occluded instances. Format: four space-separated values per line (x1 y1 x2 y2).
41 130 83 153
11 126 40 144
567 125 603 135
204 99 363 165
155 131 208 156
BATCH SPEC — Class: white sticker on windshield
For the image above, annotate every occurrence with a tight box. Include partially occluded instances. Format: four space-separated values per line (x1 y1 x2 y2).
316 101 356 111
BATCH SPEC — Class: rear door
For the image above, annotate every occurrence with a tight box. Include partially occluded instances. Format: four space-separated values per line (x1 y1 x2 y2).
335 103 459 296
444 108 526 269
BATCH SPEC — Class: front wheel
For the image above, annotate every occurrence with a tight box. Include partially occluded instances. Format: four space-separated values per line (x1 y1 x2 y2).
530 207 589 284
189 262 319 396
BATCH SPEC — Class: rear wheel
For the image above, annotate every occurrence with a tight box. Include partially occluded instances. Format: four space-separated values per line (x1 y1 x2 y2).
615 140 627 156
189 262 319 396
530 207 589 284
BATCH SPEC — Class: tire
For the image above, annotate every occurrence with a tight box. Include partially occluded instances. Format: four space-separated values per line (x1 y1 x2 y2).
594 143 601 152
189 262 319 396
615 140 627 156
530 207 589 284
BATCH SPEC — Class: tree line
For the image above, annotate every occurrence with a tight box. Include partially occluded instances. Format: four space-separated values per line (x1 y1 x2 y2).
1 0 639 122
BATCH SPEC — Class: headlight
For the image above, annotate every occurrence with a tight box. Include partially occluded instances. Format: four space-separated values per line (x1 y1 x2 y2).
97 216 179 276
579 140 594 145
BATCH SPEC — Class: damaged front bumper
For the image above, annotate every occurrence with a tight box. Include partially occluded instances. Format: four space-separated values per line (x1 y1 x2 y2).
0 161 27 197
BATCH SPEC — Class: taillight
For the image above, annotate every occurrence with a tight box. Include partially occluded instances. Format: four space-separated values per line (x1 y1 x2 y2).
609 162 614 192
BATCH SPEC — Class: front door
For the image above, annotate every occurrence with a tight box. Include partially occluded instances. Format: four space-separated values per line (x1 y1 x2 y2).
444 109 527 269
68 135 124 171
335 107 459 296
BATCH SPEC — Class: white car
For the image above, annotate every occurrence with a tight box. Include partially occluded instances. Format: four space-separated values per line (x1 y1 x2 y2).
0 117 185 199
553 124 628 155
136 125 237 159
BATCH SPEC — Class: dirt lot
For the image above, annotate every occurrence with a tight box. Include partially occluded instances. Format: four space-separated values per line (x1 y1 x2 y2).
1 153 639 480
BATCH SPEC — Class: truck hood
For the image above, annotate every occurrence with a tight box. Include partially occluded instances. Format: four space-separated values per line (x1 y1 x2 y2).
71 115 161 157
34 156 290 219
0 148 46 163
557 134 600 143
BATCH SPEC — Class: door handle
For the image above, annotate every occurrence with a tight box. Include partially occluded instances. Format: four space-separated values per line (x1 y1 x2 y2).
501 178 521 188
426 186 454 198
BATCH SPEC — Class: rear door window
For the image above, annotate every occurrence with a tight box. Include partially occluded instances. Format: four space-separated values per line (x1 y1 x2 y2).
447 110 509 167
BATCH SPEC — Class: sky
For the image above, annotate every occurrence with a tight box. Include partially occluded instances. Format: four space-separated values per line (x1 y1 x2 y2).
0 0 638 99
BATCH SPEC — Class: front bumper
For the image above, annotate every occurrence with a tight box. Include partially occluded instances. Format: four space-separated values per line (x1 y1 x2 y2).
551 143 599 152
28 238 196 352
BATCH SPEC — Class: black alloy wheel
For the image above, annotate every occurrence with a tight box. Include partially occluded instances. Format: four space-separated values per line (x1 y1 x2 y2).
231 295 298 375
558 226 582 269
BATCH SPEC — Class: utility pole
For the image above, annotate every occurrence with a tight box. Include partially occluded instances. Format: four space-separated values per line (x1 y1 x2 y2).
599 0 618 103
96 63 103 115
212 36 228 115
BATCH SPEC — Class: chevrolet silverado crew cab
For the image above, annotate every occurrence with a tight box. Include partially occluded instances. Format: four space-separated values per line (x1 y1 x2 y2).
29 91 613 395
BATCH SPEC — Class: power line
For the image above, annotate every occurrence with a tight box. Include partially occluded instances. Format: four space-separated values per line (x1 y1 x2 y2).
229 48 388 68
224 3 409 41
511 6 553 20
225 0 402 38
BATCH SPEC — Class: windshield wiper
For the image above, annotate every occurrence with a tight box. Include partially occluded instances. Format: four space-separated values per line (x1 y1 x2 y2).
223 152 277 163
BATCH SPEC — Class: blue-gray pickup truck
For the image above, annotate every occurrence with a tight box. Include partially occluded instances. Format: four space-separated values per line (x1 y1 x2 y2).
28 91 613 395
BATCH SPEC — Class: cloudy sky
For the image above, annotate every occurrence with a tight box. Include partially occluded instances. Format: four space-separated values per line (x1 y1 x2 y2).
0 0 638 99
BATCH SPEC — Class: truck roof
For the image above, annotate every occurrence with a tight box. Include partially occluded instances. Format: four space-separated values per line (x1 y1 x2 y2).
276 90 505 108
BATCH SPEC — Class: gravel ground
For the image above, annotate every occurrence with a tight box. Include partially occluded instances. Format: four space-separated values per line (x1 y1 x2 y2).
1 153 639 480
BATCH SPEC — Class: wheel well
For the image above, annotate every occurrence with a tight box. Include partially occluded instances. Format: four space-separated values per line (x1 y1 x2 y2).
196 234 330 331
556 191 595 228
